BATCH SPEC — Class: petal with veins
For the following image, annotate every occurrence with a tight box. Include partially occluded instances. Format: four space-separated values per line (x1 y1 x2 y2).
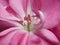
27 0 33 16
0 30 17 45
0 4 19 21
35 29 59 44
0 27 21 36
9 0 26 19
0 18 24 30
0 20 15 32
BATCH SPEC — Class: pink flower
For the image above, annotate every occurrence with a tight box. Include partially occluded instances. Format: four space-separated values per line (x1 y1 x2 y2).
0 0 60 45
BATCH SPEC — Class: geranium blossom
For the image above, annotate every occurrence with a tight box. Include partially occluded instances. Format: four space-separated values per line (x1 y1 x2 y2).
0 0 60 45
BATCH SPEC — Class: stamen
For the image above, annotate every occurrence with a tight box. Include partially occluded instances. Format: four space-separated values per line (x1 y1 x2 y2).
27 21 31 32
19 20 23 25
18 11 44 32
24 14 31 31
24 14 31 22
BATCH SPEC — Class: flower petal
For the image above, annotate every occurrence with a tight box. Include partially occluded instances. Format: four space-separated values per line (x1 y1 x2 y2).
43 12 58 29
34 29 59 44
31 0 41 10
0 27 19 45
0 26 50 45
0 20 15 32
0 18 24 30
10 31 53 45
0 0 9 7
22 0 27 12
0 27 20 36
0 4 19 21
41 0 60 28
50 23 60 41
0 30 17 45
25 32 49 45
9 0 26 19
41 29 59 43
10 31 27 45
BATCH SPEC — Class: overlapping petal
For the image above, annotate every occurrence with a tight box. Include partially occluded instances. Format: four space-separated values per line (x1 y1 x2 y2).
40 0 60 42
34 29 59 45
0 4 19 21
9 0 26 19
0 27 49 45
31 0 41 10
0 20 15 32
0 0 60 45
41 0 60 29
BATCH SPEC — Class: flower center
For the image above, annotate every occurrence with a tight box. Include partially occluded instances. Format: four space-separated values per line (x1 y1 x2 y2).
19 11 44 32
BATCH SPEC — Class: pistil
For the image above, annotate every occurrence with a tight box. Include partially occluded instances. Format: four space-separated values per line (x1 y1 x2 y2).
24 15 31 32
27 21 31 32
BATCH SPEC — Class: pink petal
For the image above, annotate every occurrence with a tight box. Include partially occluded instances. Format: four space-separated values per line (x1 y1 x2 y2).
0 27 27 45
22 0 27 12
27 0 41 16
0 28 17 45
24 32 49 45
0 20 15 32
31 0 41 10
0 27 49 45
41 0 60 29
9 0 26 19
41 29 59 42
43 12 58 29
0 27 19 36
34 29 59 44
0 0 9 7
10 31 27 45
0 4 19 21
50 23 60 41
0 18 24 30
0 31 17 45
